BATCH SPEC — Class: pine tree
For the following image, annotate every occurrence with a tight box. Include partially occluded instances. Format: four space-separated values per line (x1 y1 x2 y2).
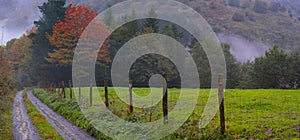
29 0 67 84
143 7 159 33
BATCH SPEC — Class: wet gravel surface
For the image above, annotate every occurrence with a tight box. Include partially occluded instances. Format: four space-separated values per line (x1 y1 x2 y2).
12 90 40 140
27 91 96 140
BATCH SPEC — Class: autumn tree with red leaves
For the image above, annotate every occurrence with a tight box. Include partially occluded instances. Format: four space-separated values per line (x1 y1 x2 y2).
47 4 111 67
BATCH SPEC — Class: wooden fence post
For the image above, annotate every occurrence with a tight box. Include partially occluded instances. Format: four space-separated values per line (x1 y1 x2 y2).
69 80 73 99
218 74 225 135
62 81 66 99
129 80 133 114
163 75 168 124
53 83 56 94
78 81 81 101
49 83 53 93
104 79 109 108
58 83 61 94
90 80 93 106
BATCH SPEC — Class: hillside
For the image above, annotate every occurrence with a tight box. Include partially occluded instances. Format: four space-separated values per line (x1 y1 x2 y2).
182 0 300 51
70 0 300 61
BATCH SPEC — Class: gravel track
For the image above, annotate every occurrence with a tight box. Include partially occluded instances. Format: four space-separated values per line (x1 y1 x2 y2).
27 90 96 140
12 90 40 140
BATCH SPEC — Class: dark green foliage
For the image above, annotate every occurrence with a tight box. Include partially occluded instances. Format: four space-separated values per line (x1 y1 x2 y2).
253 0 268 14
222 44 241 88
239 46 300 89
268 2 281 13
143 7 159 33
228 0 240 7
232 12 244 22
30 0 68 84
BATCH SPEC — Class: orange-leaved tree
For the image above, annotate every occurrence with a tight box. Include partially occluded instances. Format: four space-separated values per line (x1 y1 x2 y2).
47 4 111 67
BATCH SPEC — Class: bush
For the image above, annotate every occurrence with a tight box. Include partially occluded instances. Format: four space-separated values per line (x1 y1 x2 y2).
228 0 240 7
232 12 245 22
253 0 268 14
269 2 281 12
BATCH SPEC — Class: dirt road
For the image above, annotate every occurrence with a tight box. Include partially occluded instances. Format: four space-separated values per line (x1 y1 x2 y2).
12 90 40 140
27 91 96 140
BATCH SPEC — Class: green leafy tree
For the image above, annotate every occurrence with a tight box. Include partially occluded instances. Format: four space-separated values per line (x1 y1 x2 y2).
239 61 257 89
191 42 211 88
252 46 290 88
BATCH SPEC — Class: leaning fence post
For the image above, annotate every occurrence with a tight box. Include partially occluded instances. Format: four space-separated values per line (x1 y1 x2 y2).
129 80 133 114
163 75 168 124
104 79 109 108
218 74 225 135
69 80 73 99
62 81 66 99
90 80 93 106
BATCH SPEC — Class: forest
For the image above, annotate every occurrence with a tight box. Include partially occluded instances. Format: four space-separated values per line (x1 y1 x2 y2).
1 0 300 92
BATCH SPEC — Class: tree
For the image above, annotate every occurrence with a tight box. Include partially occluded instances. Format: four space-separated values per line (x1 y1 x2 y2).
47 4 111 85
30 0 67 84
46 4 110 66
269 2 281 13
103 7 115 30
143 7 159 33
191 42 211 88
239 61 257 89
252 46 290 88
253 0 268 14
228 0 240 7
287 52 300 88
222 44 241 88
0 46 13 94
232 12 244 22
8 35 33 88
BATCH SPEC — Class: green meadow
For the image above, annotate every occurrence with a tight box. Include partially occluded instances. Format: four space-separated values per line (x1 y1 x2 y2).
35 88 300 139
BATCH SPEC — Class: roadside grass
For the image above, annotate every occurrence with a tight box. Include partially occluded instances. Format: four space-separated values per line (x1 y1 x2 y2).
0 92 15 140
23 91 64 140
35 88 300 139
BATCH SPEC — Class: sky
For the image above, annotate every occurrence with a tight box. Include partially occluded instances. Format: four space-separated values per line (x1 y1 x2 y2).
0 0 49 45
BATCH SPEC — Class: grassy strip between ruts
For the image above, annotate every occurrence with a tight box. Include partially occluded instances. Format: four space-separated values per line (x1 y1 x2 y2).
33 89 111 140
23 91 64 140
0 92 15 140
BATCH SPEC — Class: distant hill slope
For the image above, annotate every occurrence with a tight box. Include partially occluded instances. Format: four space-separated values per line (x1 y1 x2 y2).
72 0 300 53
269 0 300 18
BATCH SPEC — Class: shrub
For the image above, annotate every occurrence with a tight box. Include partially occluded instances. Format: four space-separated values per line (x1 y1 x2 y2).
228 0 240 7
253 0 268 14
232 12 245 22
269 2 281 13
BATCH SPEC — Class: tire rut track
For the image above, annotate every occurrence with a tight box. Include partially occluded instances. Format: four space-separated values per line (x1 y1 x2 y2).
27 91 96 140
12 90 40 140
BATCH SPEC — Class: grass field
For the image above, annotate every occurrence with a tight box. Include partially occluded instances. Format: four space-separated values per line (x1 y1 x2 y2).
35 88 300 139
